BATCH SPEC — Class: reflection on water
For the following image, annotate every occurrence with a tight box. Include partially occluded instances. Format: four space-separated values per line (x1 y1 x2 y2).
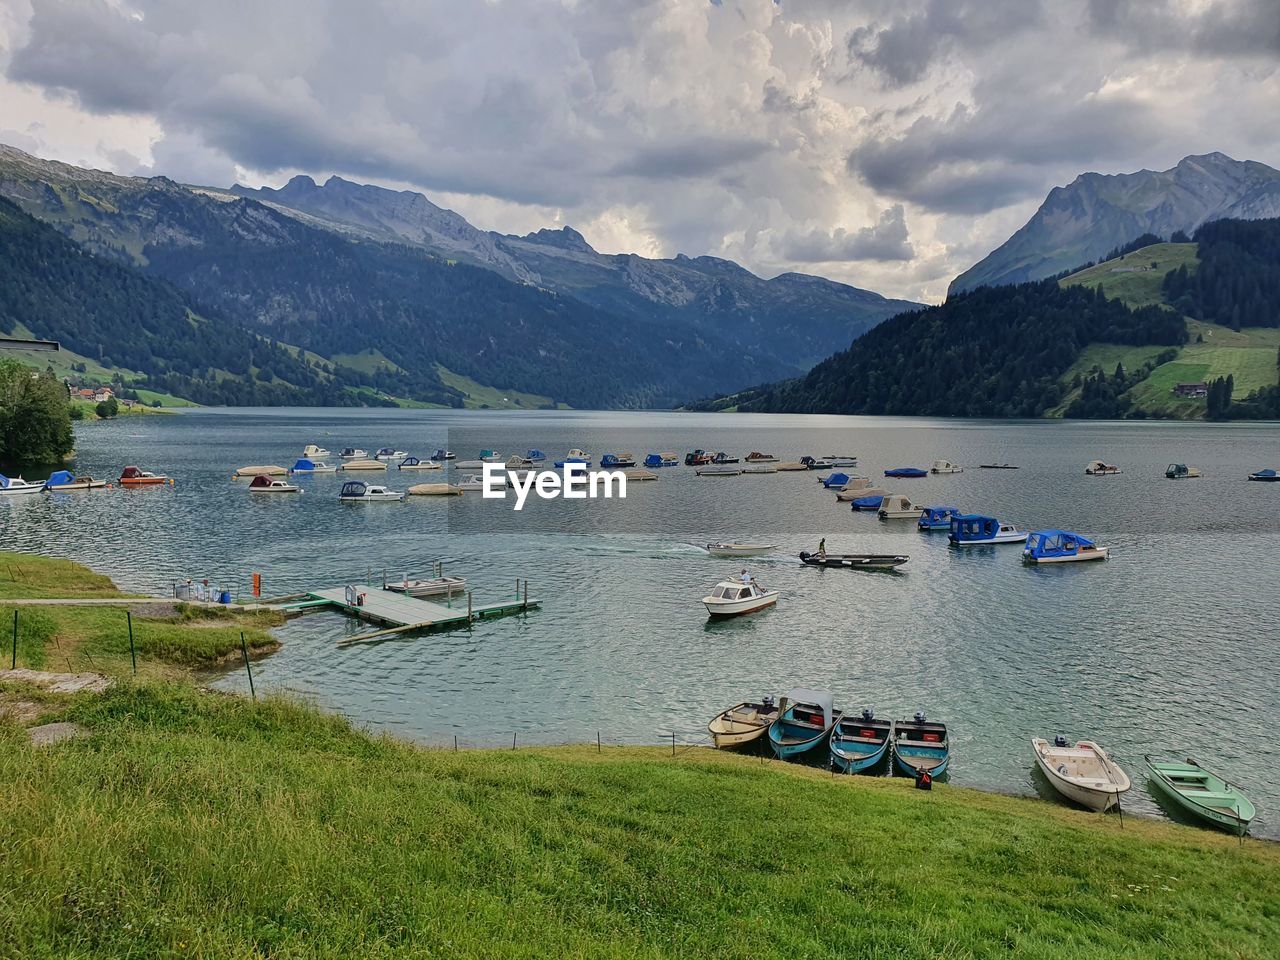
6 407 1279 836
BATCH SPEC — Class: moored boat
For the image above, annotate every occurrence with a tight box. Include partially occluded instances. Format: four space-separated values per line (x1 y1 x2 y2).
644 452 680 468
397 456 442 471
430 449 455 461
820 471 851 489
455 474 496 491
385 576 467 598
884 467 928 478
949 514 1027 545
708 697 779 748
42 471 108 491
823 455 858 467
600 453 637 469
1023 530 1109 563
829 709 892 774
711 452 739 464
799 550 908 570
800 456 833 470
554 449 592 468
701 575 778 618
0 474 47 496
892 712 950 779
525 449 547 464
339 481 403 502
302 444 331 459
742 464 778 474
775 461 809 471
848 488 890 510
833 478 874 500
623 468 658 481
979 463 1019 470
1145 756 1255 835
1032 736 1131 811
1165 463 1201 479
706 542 776 557
685 449 713 466
768 689 840 760
289 458 337 474
930 459 962 474
340 448 369 460
696 465 742 476
248 474 302 493
744 452 778 463
1085 460 1121 476
374 447 409 461
917 505 959 531
877 494 924 520
1247 468 1278 482
233 464 288 479
118 466 172 486
338 458 387 471
407 482 464 496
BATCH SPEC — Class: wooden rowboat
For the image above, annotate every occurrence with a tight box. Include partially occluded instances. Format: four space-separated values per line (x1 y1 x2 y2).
708 698 779 748
1145 756 1256 835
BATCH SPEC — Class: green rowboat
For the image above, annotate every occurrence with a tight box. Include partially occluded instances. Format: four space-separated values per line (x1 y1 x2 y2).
1145 756 1256 836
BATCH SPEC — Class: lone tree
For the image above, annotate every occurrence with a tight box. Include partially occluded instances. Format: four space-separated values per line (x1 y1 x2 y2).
95 396 119 419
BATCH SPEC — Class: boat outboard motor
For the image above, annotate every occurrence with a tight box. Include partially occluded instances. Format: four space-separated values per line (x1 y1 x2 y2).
762 696 775 712
861 708 875 721
913 711 926 724
1054 734 1069 748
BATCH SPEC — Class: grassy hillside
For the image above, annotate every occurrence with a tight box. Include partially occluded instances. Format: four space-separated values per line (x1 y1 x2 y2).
1061 242 1199 307
435 364 563 410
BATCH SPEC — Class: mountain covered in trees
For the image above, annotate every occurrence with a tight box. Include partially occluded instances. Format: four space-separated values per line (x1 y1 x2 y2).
951 153 1280 293
0 144 918 407
717 281 1187 417
1162 218 1280 330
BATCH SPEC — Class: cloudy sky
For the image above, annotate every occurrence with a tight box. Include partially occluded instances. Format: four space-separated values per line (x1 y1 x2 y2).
1 0 1277 302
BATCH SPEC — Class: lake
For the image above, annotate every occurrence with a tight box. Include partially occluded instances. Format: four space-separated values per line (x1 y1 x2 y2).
5 407 1279 836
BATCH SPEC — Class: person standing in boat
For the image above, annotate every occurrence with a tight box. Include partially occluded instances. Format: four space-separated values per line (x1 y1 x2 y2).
817 538 827 560
740 568 752 586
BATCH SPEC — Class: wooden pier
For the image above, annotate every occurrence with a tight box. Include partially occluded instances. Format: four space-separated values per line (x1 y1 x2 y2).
298 582 539 645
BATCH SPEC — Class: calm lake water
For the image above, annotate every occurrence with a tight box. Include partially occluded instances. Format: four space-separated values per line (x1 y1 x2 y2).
5 408 1279 836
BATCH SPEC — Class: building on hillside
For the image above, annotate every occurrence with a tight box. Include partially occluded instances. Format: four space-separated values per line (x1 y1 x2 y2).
1173 382 1208 398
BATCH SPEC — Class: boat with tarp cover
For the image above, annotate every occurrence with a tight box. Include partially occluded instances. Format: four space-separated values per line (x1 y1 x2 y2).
829 710 892 774
43 471 107 491
644 452 679 468
1023 530 1108 563
600 453 637 469
1248 468 1279 482
249 475 301 493
289 458 337 474
918 506 959 530
949 514 1027 545
768 689 840 760
119 466 171 486
885 467 927 478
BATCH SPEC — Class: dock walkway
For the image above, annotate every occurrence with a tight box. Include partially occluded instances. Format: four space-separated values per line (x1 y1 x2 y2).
303 584 539 641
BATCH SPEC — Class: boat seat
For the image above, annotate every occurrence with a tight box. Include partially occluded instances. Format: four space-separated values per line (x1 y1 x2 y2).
897 738 944 749
1184 791 1241 803
838 735 883 744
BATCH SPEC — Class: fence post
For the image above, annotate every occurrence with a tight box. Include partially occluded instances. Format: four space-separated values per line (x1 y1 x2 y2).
671 732 676 756
467 591 473 622
453 734 458 752
597 731 601 754
126 610 137 675
240 631 256 700
512 732 517 750
523 580 528 611
10 609 17 669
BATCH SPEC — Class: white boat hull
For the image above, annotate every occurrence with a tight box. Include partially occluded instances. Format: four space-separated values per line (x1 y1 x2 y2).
952 532 1027 545
1032 739 1131 812
702 591 779 617
706 543 777 557
1024 547 1109 563
0 486 44 496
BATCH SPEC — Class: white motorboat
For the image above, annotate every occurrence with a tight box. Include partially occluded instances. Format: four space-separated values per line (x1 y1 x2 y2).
303 444 331 459
339 481 404 502
823 455 859 467
876 494 925 520
1032 736 1131 812
702 576 779 618
1085 460 1121 476
456 450 504 469
340 448 369 460
706 542 777 557
949 515 1028 545
931 459 963 474
290 458 337 473
374 447 409 461
396 457 442 471
0 474 45 496
248 475 302 493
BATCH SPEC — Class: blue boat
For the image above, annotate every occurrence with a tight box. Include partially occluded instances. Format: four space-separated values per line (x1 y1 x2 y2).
1022 530 1109 564
948 514 1027 545
1248 468 1279 482
892 712 949 779
289 458 317 473
829 709 893 774
850 493 885 511
525 449 547 464
820 472 850 489
885 467 928 478
600 453 637 469
768 689 840 760
918 505 959 531
644 452 679 468
430 449 455 461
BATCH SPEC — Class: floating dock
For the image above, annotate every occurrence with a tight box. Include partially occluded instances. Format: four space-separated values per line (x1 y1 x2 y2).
296 581 539 645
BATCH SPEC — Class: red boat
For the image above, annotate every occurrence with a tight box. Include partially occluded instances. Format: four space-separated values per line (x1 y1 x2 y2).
119 466 172 486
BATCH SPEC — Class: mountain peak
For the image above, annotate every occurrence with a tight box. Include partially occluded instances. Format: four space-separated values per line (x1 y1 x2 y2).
522 225 595 253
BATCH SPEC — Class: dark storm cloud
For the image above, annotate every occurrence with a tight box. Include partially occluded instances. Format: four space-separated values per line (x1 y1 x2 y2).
780 205 914 262
1086 0 1280 57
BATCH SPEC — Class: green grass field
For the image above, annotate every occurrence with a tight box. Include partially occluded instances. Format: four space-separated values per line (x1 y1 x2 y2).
435 364 563 410
331 349 407 376
1 683 1276 959
1061 243 1199 309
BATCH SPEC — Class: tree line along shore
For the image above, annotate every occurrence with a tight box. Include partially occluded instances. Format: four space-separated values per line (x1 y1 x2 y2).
1 550 1277 958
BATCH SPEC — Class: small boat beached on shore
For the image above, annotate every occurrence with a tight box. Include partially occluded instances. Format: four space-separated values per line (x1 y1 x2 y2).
893 712 950 779
1144 756 1255 835
702 576 779 618
769 689 840 760
1085 460 1121 476
706 542 776 557
42 471 108 491
708 698 779 748
339 481 403 502
799 550 908 570
1023 530 1109 563
248 475 301 493
1032 736 1130 811
949 514 1027 545
830 710 892 774
118 466 172 487
0 474 47 496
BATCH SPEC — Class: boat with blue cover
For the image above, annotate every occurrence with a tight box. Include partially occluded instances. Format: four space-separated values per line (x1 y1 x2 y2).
850 492 887 511
949 514 1027 545
829 709 892 774
0 474 47 495
600 453 637 469
893 712 949 779
820 472 850 489
289 458 337 474
43 470 107 491
644 452 679 468
525 449 547 464
768 689 840 760
918 506 959 531
885 467 927 478
1023 530 1109 563
1248 468 1279 482
554 449 592 468
429 449 455 461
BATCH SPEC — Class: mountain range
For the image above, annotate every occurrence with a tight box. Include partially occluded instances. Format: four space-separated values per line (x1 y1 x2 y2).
951 153 1280 293
0 143 917 408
